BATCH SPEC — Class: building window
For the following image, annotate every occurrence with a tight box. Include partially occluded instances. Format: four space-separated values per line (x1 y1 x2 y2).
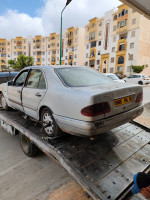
110 68 114 73
112 47 115 52
86 53 88 58
66 49 68 52
113 15 117 21
113 37 116 42
119 43 125 51
24 46 26 49
131 31 135 37
97 60 100 65
125 19 128 26
118 56 124 64
91 51 95 57
132 18 136 25
74 62 76 65
85 62 88 66
90 60 95 67
98 31 102 36
117 22 120 29
90 41 96 48
48 45 50 48
128 54 133 60
113 25 116 31
75 54 77 58
98 51 101 55
37 58 40 62
99 22 102 26
91 23 95 28
57 43 59 47
42 58 45 61
120 20 125 27
130 43 134 49
65 56 67 60
86 45 89 49
98 41 101 46
111 57 115 63
43 52 45 55
48 51 50 55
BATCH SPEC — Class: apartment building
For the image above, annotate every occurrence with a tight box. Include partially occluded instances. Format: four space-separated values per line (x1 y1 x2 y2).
1 4 150 75
63 27 85 66
84 4 150 75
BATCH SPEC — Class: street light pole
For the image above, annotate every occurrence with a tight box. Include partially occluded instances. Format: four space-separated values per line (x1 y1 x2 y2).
60 0 72 65
128 53 133 75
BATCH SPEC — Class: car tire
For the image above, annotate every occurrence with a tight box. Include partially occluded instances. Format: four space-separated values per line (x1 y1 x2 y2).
19 133 39 157
41 108 62 138
138 81 143 85
0 94 9 110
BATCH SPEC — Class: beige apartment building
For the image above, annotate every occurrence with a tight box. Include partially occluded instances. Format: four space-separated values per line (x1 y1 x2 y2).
84 4 150 75
0 4 150 75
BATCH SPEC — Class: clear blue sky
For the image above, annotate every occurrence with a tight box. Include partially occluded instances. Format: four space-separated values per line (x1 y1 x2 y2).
0 0 44 17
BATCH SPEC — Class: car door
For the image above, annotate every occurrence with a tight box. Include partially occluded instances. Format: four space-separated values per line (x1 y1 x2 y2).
7 70 29 111
126 75 134 83
22 69 47 119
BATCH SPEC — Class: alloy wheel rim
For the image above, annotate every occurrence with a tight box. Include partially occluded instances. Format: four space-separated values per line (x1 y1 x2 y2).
43 112 54 136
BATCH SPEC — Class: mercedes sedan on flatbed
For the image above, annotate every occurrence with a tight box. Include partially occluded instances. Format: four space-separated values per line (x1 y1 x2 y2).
0 66 143 138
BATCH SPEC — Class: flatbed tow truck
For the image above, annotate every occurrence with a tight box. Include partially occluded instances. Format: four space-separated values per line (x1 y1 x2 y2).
0 109 149 200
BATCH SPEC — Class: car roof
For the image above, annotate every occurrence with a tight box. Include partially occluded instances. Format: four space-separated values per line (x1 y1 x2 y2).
24 65 86 70
105 73 116 75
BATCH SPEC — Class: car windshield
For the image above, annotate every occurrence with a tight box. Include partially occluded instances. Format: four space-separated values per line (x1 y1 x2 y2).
55 67 112 87
107 74 119 80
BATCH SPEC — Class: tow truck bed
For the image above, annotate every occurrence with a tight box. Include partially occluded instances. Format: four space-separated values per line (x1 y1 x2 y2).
0 110 149 200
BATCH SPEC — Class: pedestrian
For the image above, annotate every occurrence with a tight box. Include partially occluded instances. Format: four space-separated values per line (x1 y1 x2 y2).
131 172 150 199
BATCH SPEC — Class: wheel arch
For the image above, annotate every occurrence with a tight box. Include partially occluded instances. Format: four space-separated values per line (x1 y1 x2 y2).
39 105 53 121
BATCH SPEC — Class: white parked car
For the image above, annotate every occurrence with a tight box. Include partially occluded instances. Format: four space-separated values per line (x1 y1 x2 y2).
0 66 143 138
104 73 125 83
124 74 150 85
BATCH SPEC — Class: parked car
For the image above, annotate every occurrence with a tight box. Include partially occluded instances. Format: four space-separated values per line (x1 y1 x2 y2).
104 73 125 83
0 72 18 84
124 74 150 85
0 66 143 138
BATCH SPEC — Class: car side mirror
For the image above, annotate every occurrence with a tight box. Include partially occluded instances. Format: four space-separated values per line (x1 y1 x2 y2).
8 80 13 86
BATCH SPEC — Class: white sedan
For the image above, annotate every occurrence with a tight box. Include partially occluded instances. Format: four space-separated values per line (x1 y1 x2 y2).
0 66 143 138
104 73 125 83
124 74 150 85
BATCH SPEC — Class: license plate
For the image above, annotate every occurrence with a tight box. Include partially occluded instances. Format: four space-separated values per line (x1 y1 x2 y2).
114 96 132 107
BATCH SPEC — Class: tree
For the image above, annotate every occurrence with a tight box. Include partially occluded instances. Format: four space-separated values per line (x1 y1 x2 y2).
8 55 34 71
131 65 144 74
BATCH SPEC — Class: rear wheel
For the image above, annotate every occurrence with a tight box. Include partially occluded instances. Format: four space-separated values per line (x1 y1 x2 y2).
41 108 61 138
0 94 9 110
138 81 143 85
19 133 39 157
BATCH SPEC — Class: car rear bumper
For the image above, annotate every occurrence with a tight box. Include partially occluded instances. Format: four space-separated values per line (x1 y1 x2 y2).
54 105 143 137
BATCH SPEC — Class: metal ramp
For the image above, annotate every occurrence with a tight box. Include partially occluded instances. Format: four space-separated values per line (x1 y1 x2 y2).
0 110 149 200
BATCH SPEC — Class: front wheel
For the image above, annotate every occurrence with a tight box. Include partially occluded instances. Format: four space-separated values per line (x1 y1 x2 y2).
0 94 9 110
19 133 39 157
41 108 61 138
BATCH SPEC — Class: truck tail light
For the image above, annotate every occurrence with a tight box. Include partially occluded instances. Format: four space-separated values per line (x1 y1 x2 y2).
81 102 111 117
135 92 143 103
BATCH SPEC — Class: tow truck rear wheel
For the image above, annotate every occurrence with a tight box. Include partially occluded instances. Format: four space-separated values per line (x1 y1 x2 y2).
19 133 39 157
0 94 9 110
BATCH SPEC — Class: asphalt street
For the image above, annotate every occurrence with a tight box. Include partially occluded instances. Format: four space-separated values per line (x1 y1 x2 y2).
143 84 150 104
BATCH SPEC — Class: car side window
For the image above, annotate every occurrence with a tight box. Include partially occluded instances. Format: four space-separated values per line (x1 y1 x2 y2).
14 71 28 86
26 69 42 88
128 75 133 79
38 73 46 89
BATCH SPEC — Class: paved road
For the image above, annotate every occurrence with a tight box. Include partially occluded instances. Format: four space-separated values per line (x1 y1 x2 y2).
0 128 72 200
143 84 150 104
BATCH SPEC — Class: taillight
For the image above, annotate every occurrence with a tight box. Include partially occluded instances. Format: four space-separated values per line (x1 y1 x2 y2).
81 102 111 117
135 92 143 103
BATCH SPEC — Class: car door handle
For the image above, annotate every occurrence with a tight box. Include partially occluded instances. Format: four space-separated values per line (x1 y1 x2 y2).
17 90 21 93
35 92 42 97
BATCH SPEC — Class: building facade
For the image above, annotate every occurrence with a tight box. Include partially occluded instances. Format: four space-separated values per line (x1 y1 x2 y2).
0 4 150 75
84 4 150 75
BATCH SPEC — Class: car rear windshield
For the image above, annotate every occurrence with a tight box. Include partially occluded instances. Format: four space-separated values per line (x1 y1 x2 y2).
55 67 112 87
